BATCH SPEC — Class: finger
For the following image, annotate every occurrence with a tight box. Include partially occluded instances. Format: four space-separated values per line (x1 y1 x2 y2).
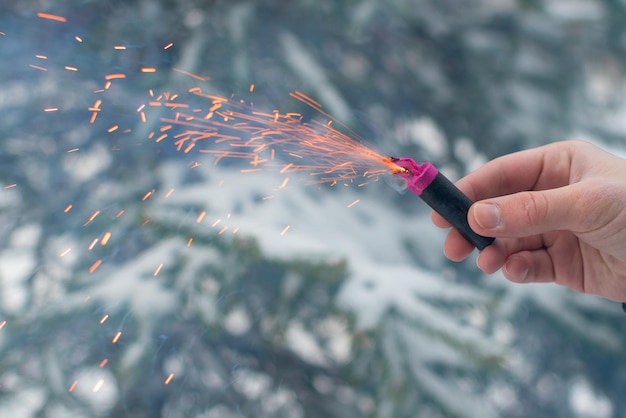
468 184 584 238
476 234 546 274
503 251 558 284
455 141 584 202
442 227 475 261
432 210 451 228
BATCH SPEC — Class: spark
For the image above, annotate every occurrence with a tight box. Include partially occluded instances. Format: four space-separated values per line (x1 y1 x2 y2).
141 189 154 201
101 232 112 246
164 373 175 385
107 125 119 133
262 195 273 200
172 67 209 81
75 36 83 42
165 188 175 198
232 227 240 234
4 184 16 189
68 381 78 393
153 263 164 276
37 12 67 22
186 238 193 247
89 259 102 273
196 211 207 223
218 226 228 235
141 68 156 73
277 178 289 189
249 84 255 92
347 199 360 208
112 331 122 344
99 314 109 324
67 148 79 153
99 358 109 368
164 42 174 49
0 320 6 330
280 163 293 174
104 73 126 80
85 241 97 251
83 210 100 226
29 64 48 71
211 218 221 227
35 54 47 59
113 45 126 50
280 225 290 236
116 210 125 218
44 108 58 112
60 248 71 257
64 66 78 72
92 379 105 393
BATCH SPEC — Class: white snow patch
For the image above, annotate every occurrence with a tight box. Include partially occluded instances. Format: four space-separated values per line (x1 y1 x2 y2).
569 376 613 418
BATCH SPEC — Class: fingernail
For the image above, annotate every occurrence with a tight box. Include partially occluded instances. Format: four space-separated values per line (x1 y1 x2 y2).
474 203 500 229
504 257 529 282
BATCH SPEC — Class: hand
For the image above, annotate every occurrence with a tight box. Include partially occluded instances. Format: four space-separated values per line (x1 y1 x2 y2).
433 140 626 302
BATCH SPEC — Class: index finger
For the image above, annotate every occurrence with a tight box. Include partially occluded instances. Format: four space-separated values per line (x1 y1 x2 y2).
455 140 581 202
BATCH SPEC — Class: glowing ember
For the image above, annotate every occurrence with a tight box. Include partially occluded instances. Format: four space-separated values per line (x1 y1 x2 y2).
164 373 175 385
68 381 78 393
88 259 102 273
101 232 112 246
141 190 154 201
29 64 48 71
83 210 100 226
36 12 67 23
92 378 105 393
112 331 122 344
88 238 98 250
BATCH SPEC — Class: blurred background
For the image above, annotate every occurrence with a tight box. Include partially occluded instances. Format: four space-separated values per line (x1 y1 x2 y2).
1 1 626 417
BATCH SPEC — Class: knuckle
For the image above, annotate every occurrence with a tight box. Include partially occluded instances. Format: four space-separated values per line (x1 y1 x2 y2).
521 192 549 225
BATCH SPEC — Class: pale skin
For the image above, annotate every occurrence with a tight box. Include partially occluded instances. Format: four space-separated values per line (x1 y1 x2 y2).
433 140 626 302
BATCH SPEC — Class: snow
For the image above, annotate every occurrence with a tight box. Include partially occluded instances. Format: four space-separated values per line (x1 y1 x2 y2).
569 377 613 418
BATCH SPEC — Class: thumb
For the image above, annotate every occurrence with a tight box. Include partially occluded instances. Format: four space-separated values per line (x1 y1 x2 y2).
469 186 583 238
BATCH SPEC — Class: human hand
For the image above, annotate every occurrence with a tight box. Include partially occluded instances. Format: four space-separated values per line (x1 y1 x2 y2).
433 140 626 302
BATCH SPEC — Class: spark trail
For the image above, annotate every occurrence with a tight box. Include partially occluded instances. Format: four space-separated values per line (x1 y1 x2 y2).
140 87 405 187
